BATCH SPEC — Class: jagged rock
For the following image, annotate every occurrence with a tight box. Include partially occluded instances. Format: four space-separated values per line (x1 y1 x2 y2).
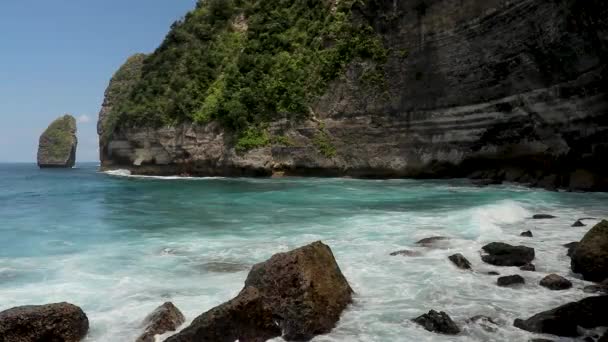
0 302 88 342
481 242 535 266
390 249 422 257
532 214 556 220
572 220 586 227
571 220 608 282
564 242 579 257
136 302 185 342
520 263 536 272
416 236 449 248
514 296 608 337
448 253 471 270
521 230 533 237
412 310 460 335
466 315 498 333
539 274 572 290
166 241 353 342
37 115 77 168
497 275 525 287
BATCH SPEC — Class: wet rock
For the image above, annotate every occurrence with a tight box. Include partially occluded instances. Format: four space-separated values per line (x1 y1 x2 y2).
521 230 533 237
136 302 185 342
532 214 556 219
166 241 353 342
481 242 535 266
448 253 471 270
520 263 536 272
514 296 608 337
37 114 78 168
564 242 579 257
390 249 422 257
583 279 608 294
539 274 572 290
412 310 460 335
416 236 449 248
485 271 500 276
572 220 586 227
199 262 250 273
497 275 525 287
571 220 608 282
466 315 498 333
0 302 88 342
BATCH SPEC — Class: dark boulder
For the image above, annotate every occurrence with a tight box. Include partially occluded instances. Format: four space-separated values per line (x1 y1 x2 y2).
539 274 572 290
571 220 608 282
532 214 556 219
564 242 579 257
416 236 449 248
481 242 535 266
520 230 533 237
514 296 608 337
412 310 460 335
448 253 471 270
485 271 500 276
497 275 525 287
136 302 185 342
0 302 88 342
166 241 353 342
572 220 586 227
390 249 422 257
520 263 536 272
583 279 608 294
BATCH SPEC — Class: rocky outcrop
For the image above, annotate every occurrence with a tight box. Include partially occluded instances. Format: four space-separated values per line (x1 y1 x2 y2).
571 220 608 282
481 242 535 266
412 310 460 335
514 296 608 337
497 275 525 287
166 241 353 342
448 253 472 270
99 0 608 190
0 302 89 342
539 274 572 290
136 302 185 342
37 115 77 168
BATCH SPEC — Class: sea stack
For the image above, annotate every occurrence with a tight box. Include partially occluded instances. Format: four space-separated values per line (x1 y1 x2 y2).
37 114 77 168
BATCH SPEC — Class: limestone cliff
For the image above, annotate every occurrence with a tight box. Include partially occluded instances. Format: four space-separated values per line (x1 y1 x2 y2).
38 115 77 168
99 0 608 190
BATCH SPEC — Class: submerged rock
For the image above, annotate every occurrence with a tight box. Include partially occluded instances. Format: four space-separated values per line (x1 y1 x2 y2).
571 220 608 282
166 241 353 342
412 310 460 335
481 242 535 266
136 302 185 342
466 315 499 333
520 263 536 272
520 230 533 237
448 253 472 270
539 274 572 290
37 114 78 168
0 302 88 342
390 249 422 257
532 214 556 219
497 275 525 287
416 236 449 248
514 296 608 337
572 220 586 227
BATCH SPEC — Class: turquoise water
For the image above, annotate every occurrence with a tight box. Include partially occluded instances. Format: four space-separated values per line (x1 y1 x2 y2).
1 163 607 341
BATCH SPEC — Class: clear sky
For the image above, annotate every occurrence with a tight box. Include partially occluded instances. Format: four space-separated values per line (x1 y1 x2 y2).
0 0 197 162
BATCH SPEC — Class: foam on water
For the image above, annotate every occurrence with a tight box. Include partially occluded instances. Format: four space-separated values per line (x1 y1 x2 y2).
1 164 608 341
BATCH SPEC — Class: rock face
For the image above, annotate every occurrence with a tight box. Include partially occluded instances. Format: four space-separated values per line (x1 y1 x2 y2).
539 274 572 290
166 241 353 342
99 0 608 190
571 220 608 282
481 242 535 266
514 296 608 337
412 310 460 335
136 302 185 342
0 302 89 342
37 115 77 168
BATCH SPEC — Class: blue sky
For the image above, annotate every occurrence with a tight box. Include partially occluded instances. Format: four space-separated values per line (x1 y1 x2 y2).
0 0 197 162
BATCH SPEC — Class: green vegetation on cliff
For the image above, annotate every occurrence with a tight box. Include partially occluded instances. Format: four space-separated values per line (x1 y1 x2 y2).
39 115 77 162
108 0 386 148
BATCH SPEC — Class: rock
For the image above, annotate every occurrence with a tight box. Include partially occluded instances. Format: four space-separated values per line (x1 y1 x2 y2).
37 115 78 168
583 279 608 294
466 315 498 332
532 214 556 219
520 263 536 272
539 274 572 290
571 220 608 282
485 271 500 276
481 242 535 267
497 275 525 287
0 302 88 342
416 236 449 248
412 310 460 335
136 302 185 342
448 253 471 270
198 262 250 273
572 220 586 227
514 296 608 337
390 249 422 257
520 230 533 237
564 242 579 257
166 241 353 342
600 330 608 342
471 179 502 187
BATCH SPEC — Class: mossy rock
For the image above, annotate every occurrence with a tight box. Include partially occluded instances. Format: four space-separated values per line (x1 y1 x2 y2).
37 114 77 168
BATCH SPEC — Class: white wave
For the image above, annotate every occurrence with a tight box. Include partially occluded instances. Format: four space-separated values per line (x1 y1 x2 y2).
102 169 224 180
464 200 531 241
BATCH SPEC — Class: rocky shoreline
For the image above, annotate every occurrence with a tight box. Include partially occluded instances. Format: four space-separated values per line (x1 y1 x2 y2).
2 218 607 341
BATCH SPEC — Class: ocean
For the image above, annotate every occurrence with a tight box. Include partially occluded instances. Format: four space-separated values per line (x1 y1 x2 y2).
1 163 606 341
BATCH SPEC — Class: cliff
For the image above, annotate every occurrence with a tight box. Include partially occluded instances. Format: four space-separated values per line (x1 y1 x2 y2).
38 114 78 168
99 0 608 190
